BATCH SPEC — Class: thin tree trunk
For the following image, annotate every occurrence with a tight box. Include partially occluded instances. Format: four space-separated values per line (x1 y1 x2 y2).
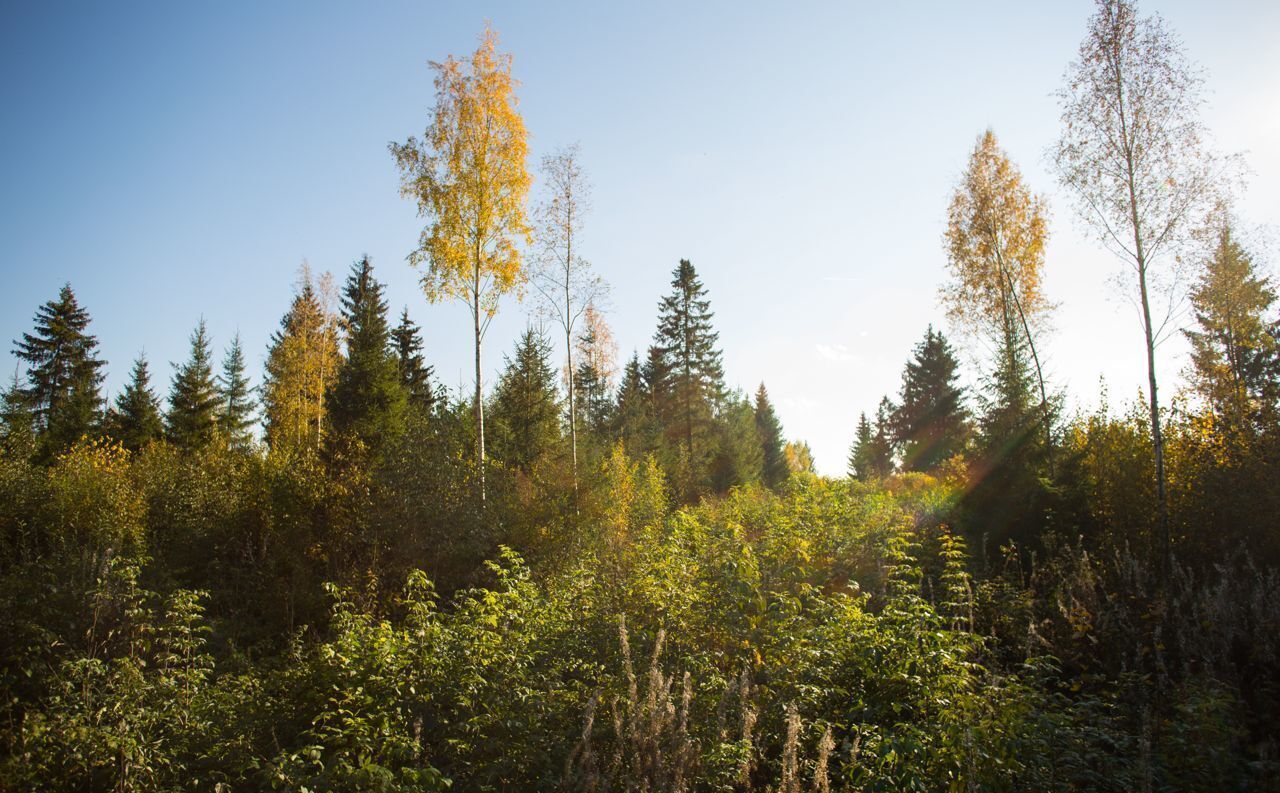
565 231 579 510
998 262 1056 477
683 294 693 457
566 293 579 511
1124 152 1170 583
474 261 486 504
1137 254 1169 580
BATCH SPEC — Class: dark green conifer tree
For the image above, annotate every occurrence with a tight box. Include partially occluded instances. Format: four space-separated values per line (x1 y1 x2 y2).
710 394 765 493
328 257 405 453
977 322 1043 463
13 284 106 458
848 412 874 480
218 334 256 449
1184 223 1280 426
573 321 614 440
870 398 897 478
166 320 221 451
108 355 163 452
651 260 724 486
391 306 437 414
0 374 36 459
754 383 788 490
962 319 1056 553
488 328 562 474
614 353 653 456
573 360 611 440
892 326 969 472
641 344 671 421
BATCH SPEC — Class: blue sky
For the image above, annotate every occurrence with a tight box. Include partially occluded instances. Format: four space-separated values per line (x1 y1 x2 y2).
2 0 1277 474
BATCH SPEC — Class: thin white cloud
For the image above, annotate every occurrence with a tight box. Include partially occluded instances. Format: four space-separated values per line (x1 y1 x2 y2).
815 342 858 363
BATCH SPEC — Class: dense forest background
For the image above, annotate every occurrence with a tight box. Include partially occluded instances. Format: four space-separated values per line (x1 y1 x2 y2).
3 1 1280 790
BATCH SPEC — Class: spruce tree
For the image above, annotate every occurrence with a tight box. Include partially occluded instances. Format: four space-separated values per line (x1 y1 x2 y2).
710 395 765 493
108 355 163 452
1184 223 1279 425
754 383 788 490
574 359 611 440
0 374 36 459
977 320 1042 464
573 319 614 440
391 307 437 414
892 326 969 472
963 319 1056 553
488 328 562 474
848 412 874 480
869 398 897 478
614 353 652 455
218 334 256 449
167 320 221 451
850 403 899 480
328 257 406 454
651 259 724 479
641 344 671 420
13 284 106 457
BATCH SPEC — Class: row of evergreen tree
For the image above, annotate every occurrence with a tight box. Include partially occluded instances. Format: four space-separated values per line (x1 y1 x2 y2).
3 257 804 503
11 219 1277 530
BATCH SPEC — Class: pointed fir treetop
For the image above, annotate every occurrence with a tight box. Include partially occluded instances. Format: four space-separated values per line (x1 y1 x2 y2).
573 354 612 439
218 334 256 449
613 351 652 451
13 283 106 454
651 260 725 469
341 256 391 344
850 402 897 480
167 320 221 451
754 383 788 490
488 327 562 473
872 397 897 477
391 306 437 413
1185 222 1279 418
976 317 1043 464
653 259 724 404
849 411 873 480
616 352 646 412
709 393 765 493
329 256 406 453
0 371 36 459
641 343 670 407
894 325 969 472
110 354 163 452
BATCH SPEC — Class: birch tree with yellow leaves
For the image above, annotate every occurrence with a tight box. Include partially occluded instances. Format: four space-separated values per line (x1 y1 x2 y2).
391 26 532 501
943 129 1054 467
